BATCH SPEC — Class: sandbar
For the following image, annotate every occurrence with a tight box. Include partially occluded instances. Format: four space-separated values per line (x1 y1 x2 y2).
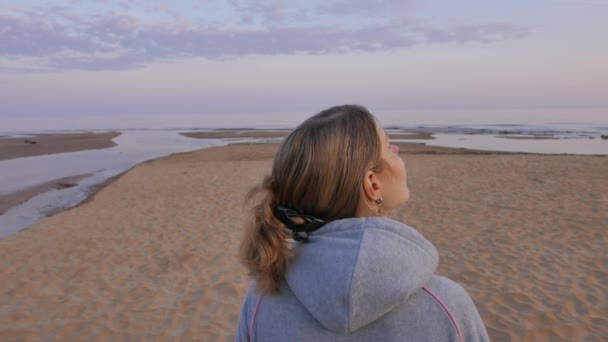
0 132 121 161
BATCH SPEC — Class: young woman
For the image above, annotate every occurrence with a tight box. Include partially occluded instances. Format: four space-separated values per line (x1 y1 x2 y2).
236 105 489 341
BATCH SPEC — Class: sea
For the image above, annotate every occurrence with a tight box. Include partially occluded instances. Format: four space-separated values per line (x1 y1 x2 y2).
1 108 607 237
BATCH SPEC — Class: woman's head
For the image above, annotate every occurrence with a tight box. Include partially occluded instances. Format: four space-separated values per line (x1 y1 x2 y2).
241 104 409 293
271 105 384 220
271 104 408 219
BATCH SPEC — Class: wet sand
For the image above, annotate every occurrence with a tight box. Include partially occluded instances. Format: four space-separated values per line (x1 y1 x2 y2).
0 131 122 215
0 132 121 161
496 135 560 140
389 132 435 140
0 173 91 215
0 142 606 341
393 142 519 155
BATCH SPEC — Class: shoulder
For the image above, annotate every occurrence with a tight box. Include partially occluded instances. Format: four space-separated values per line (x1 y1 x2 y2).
425 276 471 304
239 284 263 323
243 284 261 308
423 276 490 342
423 275 481 319
236 284 267 341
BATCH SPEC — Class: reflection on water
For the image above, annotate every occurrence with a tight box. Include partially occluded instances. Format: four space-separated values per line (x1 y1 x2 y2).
0 130 224 237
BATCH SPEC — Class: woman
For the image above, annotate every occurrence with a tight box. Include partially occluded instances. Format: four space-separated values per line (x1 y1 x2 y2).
236 105 489 341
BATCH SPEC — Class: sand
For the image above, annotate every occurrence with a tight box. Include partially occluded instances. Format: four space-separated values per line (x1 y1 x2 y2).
389 132 435 140
0 132 121 161
0 143 606 341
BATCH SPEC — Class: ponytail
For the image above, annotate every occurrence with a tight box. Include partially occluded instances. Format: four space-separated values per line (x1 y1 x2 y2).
240 176 294 294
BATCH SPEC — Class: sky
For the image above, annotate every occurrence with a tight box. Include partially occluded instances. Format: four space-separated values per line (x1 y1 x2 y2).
1 0 607 130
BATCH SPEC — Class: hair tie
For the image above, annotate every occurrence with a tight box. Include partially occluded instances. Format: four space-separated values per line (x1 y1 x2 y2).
273 205 326 242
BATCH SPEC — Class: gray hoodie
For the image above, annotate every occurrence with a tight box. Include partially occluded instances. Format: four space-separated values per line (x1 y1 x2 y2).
236 217 489 341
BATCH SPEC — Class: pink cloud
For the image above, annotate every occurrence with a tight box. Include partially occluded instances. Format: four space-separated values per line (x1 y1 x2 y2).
0 3 532 71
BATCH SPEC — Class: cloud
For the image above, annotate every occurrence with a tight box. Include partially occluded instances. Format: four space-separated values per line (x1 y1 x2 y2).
0 2 532 71
319 0 417 17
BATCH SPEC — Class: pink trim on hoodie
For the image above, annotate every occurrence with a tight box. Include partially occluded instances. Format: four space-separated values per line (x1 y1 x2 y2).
249 295 264 341
422 287 463 342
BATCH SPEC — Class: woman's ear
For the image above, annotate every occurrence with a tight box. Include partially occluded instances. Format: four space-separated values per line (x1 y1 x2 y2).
361 170 382 202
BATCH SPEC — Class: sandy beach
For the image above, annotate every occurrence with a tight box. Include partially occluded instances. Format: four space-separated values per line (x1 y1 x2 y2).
0 141 606 341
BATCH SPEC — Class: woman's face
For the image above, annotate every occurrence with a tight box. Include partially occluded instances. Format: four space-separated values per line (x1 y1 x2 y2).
377 128 410 212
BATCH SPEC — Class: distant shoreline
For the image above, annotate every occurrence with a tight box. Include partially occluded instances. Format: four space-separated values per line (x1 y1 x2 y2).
180 130 435 140
1 128 606 238
0 137 541 237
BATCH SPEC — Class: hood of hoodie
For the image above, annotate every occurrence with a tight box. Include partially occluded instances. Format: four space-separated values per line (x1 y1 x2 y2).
284 217 438 334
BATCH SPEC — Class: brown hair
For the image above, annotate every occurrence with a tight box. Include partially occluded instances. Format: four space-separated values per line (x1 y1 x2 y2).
240 105 384 294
